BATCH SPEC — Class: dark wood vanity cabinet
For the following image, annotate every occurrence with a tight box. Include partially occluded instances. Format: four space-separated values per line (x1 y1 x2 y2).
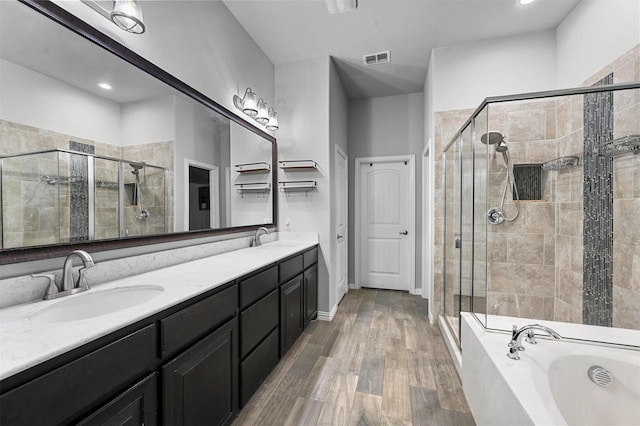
162 319 238 426
238 265 279 407
76 373 158 426
0 245 319 426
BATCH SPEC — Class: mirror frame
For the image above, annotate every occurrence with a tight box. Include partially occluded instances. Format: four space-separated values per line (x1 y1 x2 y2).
0 0 277 264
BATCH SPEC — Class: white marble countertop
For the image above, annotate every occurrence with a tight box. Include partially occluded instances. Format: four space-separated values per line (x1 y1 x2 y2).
0 238 317 381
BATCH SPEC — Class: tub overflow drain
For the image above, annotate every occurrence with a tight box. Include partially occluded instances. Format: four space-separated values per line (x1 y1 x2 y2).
587 366 613 387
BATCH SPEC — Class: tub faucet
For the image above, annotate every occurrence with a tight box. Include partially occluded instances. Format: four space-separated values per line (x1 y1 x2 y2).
61 250 95 292
252 227 270 247
507 324 561 360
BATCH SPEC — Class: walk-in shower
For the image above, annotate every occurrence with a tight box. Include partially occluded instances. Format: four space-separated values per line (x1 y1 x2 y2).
481 132 520 225
439 80 640 345
0 149 167 248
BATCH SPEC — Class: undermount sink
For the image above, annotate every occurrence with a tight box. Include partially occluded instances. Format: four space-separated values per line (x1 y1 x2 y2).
29 285 164 323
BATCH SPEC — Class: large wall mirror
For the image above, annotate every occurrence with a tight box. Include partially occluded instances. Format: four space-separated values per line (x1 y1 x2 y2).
0 0 276 263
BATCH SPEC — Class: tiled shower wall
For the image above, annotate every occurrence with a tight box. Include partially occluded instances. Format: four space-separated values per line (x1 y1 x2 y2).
0 119 174 247
435 44 640 330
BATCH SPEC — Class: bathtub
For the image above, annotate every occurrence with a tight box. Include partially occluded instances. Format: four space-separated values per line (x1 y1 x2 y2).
460 313 640 426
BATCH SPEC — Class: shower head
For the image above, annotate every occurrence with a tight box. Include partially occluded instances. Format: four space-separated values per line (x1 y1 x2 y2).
495 140 509 153
480 132 504 145
129 161 145 175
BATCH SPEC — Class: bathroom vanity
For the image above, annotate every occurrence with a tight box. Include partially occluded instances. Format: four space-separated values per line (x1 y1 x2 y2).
0 241 318 425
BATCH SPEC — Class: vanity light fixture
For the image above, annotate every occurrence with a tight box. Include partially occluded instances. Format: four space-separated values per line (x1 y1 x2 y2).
266 108 279 131
98 82 112 90
233 88 279 131
81 0 146 34
519 0 536 4
255 99 269 125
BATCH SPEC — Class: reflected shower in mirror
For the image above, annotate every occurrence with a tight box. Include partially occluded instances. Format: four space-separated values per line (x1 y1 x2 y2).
0 0 275 256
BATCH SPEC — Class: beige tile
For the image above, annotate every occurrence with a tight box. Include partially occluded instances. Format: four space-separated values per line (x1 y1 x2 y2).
524 265 555 297
524 202 555 235
489 262 527 294
556 268 582 310
613 198 640 246
556 98 571 138
558 202 582 237
570 236 583 275
613 242 634 291
508 110 547 142
612 285 640 329
554 297 571 322
507 234 544 265
488 233 508 263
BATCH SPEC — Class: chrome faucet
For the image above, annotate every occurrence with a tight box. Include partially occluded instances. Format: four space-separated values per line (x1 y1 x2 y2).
33 250 95 300
61 250 95 291
507 324 561 360
252 227 270 247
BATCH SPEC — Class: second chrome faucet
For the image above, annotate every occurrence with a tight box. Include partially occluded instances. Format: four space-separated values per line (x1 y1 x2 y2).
507 324 562 360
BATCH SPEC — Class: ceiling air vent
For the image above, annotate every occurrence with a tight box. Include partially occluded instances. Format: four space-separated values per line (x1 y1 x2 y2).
363 50 391 66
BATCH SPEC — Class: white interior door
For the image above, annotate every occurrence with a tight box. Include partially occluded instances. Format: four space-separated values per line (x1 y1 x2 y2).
359 159 413 291
335 147 348 303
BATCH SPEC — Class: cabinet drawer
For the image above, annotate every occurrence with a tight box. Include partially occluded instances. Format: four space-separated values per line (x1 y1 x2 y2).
240 328 278 407
239 265 278 309
77 372 158 426
303 247 318 268
279 254 303 283
240 289 278 358
0 324 156 426
161 284 237 358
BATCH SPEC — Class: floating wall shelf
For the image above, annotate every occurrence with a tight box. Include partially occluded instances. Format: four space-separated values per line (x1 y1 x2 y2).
279 160 318 170
235 182 271 194
234 162 271 173
279 180 318 193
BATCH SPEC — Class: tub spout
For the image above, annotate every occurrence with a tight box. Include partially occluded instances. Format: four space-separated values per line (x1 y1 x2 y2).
507 324 561 360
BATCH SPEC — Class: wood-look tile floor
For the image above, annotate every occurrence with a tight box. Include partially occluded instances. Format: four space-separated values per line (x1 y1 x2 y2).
234 289 476 426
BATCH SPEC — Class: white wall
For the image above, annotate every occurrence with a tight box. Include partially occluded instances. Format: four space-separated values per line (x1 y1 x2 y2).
229 122 274 227
121 95 175 146
347 92 425 288
276 57 333 314
53 0 275 131
0 58 121 145
431 30 557 112
329 58 349 306
556 0 640 87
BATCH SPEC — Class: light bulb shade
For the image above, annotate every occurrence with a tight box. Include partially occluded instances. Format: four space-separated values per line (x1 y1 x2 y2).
242 88 258 116
266 108 279 131
255 99 269 125
111 0 145 34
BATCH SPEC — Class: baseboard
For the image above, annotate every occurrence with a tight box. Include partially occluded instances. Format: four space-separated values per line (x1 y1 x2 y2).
410 288 421 296
317 303 338 321
348 282 358 290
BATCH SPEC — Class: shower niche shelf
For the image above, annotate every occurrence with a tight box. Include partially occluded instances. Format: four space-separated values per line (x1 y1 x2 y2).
234 162 271 173
602 134 640 157
542 156 580 171
278 160 318 170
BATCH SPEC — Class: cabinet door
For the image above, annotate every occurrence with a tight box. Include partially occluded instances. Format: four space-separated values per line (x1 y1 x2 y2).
304 264 318 327
162 319 238 426
77 373 157 426
280 274 303 356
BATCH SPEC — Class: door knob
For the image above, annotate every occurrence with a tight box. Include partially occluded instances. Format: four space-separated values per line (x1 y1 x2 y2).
337 234 344 240
399 230 408 235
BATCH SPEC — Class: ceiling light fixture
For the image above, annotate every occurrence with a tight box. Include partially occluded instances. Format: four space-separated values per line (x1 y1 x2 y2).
81 0 146 34
519 0 536 4
233 88 279 131
98 82 112 90
325 0 358 14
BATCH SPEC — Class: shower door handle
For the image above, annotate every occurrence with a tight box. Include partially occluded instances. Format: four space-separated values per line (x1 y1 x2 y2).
455 238 461 249
399 230 408 235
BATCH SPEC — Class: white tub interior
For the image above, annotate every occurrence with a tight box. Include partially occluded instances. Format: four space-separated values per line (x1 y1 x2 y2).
460 313 640 426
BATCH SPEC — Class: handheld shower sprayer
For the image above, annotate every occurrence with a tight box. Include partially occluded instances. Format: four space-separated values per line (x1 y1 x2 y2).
480 132 520 225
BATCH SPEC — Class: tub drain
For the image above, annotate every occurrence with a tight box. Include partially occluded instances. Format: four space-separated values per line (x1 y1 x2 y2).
588 366 613 387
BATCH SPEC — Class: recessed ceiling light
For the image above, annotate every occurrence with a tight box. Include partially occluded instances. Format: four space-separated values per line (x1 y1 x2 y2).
519 0 536 4
98 82 112 90
325 0 357 14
